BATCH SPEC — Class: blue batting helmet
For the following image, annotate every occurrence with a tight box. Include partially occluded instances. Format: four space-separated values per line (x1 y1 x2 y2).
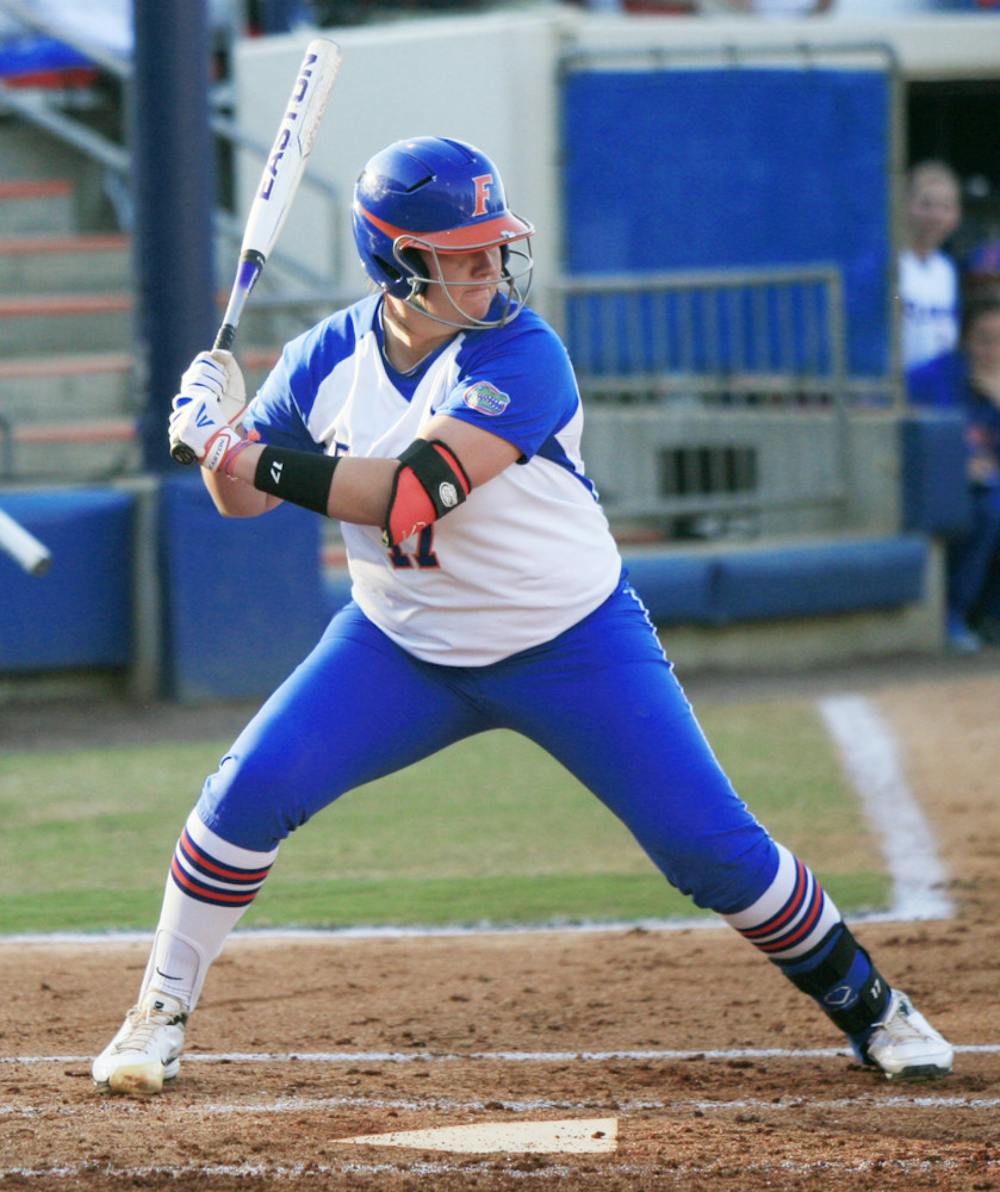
352 136 534 327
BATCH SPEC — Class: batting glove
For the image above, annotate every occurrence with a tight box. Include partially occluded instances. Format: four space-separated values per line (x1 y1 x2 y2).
168 397 245 473
172 349 247 425
169 349 251 472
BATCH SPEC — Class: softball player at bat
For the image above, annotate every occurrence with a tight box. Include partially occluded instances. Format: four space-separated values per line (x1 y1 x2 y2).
93 136 952 1095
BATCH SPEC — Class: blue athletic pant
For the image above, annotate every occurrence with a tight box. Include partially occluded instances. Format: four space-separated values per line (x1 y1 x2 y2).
947 485 1000 619
197 575 780 916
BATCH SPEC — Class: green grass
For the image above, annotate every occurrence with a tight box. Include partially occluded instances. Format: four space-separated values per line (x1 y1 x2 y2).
0 700 891 934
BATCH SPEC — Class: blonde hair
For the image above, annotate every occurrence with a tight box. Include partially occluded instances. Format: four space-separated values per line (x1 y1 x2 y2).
906 160 961 200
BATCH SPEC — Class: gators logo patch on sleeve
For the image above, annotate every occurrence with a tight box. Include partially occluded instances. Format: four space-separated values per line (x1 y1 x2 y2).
463 381 510 416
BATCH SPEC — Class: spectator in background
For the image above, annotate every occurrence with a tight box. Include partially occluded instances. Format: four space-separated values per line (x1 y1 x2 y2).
900 161 963 370
908 296 1000 651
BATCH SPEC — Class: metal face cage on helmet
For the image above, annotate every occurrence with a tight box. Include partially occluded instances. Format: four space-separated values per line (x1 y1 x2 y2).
351 136 534 330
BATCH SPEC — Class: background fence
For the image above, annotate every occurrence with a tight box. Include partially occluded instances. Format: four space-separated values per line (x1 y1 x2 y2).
552 265 868 538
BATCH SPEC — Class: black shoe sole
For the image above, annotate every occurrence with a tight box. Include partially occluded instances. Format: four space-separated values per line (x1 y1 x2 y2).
884 1063 952 1081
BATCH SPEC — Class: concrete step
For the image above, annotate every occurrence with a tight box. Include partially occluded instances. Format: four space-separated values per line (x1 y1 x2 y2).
0 353 133 421
0 234 131 292
0 348 279 423
0 292 132 354
0 286 316 356
0 418 140 483
0 348 281 482
0 179 75 236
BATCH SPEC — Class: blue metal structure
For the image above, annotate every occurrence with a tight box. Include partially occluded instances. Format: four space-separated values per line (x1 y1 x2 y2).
131 0 217 472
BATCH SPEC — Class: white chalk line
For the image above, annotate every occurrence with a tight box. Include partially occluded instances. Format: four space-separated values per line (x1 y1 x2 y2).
4 1043 998 1066
1 1161 567 1183
2 908 919 947
818 694 953 920
4 1091 1000 1120
0 919 727 946
4 1156 999 1182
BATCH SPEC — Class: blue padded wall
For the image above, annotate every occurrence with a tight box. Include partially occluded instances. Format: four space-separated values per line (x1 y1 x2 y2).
0 488 133 670
562 68 891 377
619 552 715 625
159 475 329 701
615 537 927 627
710 536 926 624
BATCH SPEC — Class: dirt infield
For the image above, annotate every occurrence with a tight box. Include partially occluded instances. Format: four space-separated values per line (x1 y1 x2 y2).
2 655 1000 1190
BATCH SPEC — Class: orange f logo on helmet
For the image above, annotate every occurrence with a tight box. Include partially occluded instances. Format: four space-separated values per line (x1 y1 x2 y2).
472 173 494 217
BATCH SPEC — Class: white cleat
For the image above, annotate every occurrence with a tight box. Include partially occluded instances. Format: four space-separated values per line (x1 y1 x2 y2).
862 990 953 1080
92 990 188 1096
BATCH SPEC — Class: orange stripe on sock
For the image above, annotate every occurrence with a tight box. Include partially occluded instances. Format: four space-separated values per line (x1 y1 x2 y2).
180 828 272 882
170 858 259 905
740 861 808 940
757 889 826 955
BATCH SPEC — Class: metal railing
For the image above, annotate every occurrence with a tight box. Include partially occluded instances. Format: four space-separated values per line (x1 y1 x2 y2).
553 264 847 405
550 265 859 538
0 0 342 286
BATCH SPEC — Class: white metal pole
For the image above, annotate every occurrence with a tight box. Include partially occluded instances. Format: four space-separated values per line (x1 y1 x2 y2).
0 507 52 576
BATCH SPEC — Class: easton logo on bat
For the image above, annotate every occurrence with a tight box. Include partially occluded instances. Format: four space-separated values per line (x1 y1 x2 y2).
260 52 320 201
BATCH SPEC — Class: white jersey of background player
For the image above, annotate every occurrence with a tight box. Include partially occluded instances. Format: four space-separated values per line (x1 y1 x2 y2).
900 160 963 370
92 136 953 1096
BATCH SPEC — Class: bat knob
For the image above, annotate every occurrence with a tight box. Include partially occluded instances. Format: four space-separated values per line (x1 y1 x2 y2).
171 442 197 466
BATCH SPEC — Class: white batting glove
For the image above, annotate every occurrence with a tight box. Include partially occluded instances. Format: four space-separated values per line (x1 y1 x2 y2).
172 349 247 425
168 396 245 473
169 348 251 471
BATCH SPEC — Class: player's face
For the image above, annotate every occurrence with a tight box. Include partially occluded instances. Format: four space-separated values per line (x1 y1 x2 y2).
966 311 1000 377
420 246 504 325
908 178 961 249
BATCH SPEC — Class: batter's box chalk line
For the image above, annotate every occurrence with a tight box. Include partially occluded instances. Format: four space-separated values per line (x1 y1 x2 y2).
4 1043 999 1067
818 694 953 921
4 1157 1000 1182
4 1090 1000 1120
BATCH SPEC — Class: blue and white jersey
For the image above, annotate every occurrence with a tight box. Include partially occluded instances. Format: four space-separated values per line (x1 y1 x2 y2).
899 248 960 370
243 294 621 666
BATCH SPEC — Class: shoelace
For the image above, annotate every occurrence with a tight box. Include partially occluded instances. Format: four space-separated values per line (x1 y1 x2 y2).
114 1005 182 1054
874 1000 925 1046
885 1015 925 1043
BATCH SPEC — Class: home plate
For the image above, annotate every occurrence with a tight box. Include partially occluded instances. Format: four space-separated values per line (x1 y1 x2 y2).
338 1116 618 1154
